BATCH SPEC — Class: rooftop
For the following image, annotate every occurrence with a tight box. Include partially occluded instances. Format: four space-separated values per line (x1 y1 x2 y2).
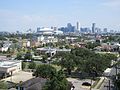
0 60 21 68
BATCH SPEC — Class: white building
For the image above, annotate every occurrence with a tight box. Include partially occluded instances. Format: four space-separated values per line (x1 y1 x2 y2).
54 30 63 35
36 27 63 35
1 43 11 52
0 60 21 78
37 47 71 56
37 35 58 44
38 35 44 42
27 41 31 47
37 27 54 35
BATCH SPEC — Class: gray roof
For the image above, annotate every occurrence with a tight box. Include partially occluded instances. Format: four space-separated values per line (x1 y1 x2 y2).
21 77 47 90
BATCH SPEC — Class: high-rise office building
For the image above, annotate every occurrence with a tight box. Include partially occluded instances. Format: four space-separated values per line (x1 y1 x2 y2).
103 28 108 33
95 27 101 34
76 22 80 31
92 23 96 33
67 23 72 28
110 30 114 33
53 27 57 31
67 23 74 32
37 27 40 32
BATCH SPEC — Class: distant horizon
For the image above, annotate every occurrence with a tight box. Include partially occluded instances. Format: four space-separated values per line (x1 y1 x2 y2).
0 0 120 32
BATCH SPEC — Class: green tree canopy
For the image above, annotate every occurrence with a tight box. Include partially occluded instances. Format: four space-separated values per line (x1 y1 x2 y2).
24 50 32 60
59 53 75 75
34 64 56 78
0 81 7 89
86 42 100 49
42 70 69 90
28 62 36 69
16 52 23 60
22 62 26 70
55 47 117 77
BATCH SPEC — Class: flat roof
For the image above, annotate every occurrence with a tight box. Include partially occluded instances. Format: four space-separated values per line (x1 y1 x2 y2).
0 60 21 68
37 48 71 52
2 71 33 83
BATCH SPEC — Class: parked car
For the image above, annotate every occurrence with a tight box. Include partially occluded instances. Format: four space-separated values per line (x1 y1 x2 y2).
82 82 91 86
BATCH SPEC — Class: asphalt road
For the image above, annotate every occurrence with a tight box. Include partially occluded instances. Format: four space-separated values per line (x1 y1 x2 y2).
67 78 94 90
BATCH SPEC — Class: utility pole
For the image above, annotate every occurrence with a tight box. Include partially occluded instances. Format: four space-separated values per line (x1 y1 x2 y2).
108 80 111 90
104 80 113 90
105 59 120 90
114 59 120 90
115 64 118 80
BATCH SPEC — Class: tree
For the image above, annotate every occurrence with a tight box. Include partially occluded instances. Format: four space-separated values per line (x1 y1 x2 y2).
28 62 36 69
34 64 70 90
41 55 48 63
0 36 7 40
42 70 69 90
71 48 117 76
10 38 18 43
55 47 117 77
75 48 116 76
59 53 75 75
22 62 26 70
24 51 32 60
34 64 56 78
65 45 70 49
16 53 23 60
0 81 7 89
86 42 100 49
59 46 63 49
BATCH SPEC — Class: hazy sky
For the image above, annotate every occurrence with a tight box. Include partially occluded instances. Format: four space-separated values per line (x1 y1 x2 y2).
0 0 120 32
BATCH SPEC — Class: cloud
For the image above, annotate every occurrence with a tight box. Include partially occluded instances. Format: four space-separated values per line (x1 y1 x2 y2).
0 9 66 32
102 0 120 8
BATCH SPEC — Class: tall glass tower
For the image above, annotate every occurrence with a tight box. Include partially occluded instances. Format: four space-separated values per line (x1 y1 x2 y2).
92 23 96 33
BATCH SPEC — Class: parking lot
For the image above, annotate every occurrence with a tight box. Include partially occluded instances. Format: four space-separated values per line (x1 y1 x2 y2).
2 71 33 83
67 78 95 90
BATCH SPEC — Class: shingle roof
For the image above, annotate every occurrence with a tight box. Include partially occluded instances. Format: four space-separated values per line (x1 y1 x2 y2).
21 77 47 90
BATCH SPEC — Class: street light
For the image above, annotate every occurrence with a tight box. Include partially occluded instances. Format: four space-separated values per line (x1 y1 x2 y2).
104 79 114 90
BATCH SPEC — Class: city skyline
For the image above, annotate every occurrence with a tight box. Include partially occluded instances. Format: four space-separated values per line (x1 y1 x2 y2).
0 0 120 32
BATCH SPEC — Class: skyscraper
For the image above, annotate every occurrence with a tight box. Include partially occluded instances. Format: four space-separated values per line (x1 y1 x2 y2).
67 23 74 32
103 28 108 33
37 27 40 32
76 22 80 31
92 23 96 33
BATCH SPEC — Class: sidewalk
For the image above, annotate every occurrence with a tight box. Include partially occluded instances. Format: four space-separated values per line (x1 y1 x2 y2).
93 77 105 89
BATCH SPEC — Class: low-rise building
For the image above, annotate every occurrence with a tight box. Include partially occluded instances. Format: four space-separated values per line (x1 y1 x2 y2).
22 39 31 48
18 77 47 90
0 60 21 78
36 47 71 57
1 42 11 52
37 35 58 45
